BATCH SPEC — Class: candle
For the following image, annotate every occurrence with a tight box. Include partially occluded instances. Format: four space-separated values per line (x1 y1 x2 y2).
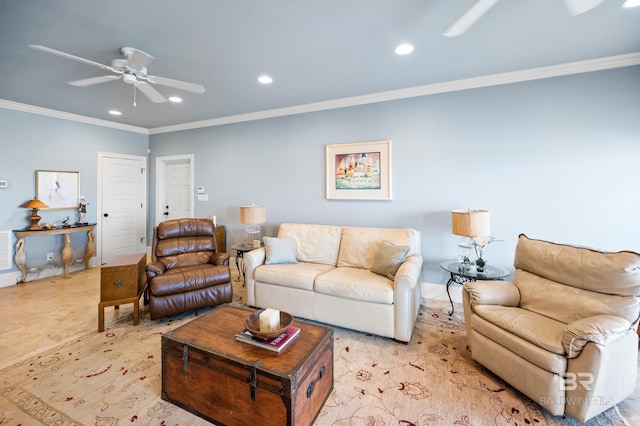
259 308 280 332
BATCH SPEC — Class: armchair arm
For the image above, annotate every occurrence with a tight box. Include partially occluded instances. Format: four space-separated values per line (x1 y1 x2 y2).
562 314 632 358
145 261 165 280
464 281 520 308
211 252 230 266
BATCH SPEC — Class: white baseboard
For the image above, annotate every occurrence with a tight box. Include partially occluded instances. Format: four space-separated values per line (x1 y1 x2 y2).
421 281 461 304
0 263 89 288
0 271 21 288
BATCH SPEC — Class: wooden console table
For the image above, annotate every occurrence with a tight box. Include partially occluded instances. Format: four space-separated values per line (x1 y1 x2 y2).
13 223 96 283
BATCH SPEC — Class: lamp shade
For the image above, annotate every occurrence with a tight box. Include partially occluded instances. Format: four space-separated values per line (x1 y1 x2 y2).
240 205 266 224
21 198 49 209
451 209 491 238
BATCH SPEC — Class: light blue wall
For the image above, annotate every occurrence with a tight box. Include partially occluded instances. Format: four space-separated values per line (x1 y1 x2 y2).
0 109 148 278
2 66 638 286
149 66 640 284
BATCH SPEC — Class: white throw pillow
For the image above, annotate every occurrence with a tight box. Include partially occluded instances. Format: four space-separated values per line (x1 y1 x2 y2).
264 237 298 265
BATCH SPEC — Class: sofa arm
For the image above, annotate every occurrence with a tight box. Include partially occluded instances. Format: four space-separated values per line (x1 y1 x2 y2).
394 255 422 292
393 255 423 342
145 261 165 280
562 315 632 358
244 248 266 306
211 252 230 266
464 281 520 308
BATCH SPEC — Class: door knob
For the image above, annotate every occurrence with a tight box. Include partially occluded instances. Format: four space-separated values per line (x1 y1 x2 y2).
103 213 109 217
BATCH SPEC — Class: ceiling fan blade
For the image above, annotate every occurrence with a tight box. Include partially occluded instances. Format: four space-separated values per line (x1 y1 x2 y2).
442 0 499 37
146 75 206 94
562 0 605 15
121 47 155 72
29 44 119 73
135 81 168 103
67 75 122 87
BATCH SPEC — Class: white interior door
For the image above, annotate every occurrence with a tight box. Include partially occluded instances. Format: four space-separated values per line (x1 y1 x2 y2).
156 154 194 224
98 152 147 264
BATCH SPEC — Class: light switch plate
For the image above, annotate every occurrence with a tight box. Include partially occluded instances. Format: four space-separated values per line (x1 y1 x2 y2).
0 180 7 188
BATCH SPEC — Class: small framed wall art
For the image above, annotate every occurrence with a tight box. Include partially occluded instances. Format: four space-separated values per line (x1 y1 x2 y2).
36 170 80 209
325 139 392 200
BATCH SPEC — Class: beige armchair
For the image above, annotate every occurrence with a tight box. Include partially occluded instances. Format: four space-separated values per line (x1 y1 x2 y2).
462 234 640 423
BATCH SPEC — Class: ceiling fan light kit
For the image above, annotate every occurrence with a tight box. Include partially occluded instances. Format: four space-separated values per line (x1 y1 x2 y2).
29 44 205 107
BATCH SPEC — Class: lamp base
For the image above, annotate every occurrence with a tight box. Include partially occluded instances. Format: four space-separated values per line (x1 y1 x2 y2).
26 209 42 230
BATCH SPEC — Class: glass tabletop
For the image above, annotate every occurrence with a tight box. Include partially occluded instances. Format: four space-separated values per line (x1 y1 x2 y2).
231 243 261 251
440 260 509 280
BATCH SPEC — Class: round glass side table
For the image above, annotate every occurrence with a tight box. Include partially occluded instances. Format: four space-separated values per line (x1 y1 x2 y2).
440 260 509 316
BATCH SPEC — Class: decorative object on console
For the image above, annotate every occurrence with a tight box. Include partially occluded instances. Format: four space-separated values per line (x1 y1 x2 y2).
20 198 49 230
78 196 88 224
240 204 266 244
451 208 498 272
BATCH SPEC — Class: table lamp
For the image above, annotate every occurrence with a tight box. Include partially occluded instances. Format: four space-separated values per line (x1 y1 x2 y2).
21 198 49 230
240 204 266 245
451 209 493 271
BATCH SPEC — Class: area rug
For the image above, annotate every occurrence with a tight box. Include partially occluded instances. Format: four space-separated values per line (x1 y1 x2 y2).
0 281 638 425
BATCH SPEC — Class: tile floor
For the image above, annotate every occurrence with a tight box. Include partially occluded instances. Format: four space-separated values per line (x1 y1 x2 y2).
0 266 140 368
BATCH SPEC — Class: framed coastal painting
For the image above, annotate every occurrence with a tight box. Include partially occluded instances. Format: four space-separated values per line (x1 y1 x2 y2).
36 170 80 209
325 140 392 200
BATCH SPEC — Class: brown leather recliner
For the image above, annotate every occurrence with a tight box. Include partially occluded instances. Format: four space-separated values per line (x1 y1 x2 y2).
146 218 232 320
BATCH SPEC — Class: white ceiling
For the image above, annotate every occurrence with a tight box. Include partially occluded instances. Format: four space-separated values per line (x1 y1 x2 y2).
1 0 639 132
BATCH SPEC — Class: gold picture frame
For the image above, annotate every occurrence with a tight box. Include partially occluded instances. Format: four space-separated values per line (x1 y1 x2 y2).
325 140 392 200
36 170 80 209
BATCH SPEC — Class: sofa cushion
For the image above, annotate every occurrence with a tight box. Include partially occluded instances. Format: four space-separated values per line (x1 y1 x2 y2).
254 262 335 291
264 236 298 265
474 305 566 355
315 267 394 304
337 227 421 269
277 223 342 265
514 269 640 324
371 240 409 280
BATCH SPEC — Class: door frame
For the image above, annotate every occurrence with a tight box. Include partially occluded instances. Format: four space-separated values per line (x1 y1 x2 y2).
97 151 148 265
155 154 194 225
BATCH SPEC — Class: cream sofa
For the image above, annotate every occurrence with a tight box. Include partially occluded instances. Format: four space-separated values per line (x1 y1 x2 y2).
243 223 423 343
463 234 640 423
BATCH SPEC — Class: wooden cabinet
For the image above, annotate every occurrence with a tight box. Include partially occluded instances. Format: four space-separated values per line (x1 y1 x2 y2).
214 225 226 253
98 253 147 332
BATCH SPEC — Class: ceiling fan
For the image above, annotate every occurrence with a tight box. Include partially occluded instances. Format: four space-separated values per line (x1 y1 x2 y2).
29 44 205 104
442 0 606 37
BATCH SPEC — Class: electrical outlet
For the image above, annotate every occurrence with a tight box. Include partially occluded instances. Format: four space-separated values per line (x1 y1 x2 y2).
47 252 54 261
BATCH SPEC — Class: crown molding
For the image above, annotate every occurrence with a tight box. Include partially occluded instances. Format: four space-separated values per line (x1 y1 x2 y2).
0 99 149 134
150 51 640 135
3 52 639 136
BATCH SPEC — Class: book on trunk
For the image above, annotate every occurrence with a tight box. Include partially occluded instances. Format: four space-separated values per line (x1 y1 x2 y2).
235 326 301 353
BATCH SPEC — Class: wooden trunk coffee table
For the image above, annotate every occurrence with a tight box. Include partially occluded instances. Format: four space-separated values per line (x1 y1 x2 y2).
162 304 334 426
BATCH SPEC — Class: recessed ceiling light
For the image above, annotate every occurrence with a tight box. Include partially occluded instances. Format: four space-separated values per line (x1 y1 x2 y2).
395 44 414 55
168 96 183 103
623 0 640 7
108 110 122 116
258 75 273 84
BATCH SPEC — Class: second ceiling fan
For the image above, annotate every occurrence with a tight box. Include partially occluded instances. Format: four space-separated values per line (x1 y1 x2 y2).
443 0 606 37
